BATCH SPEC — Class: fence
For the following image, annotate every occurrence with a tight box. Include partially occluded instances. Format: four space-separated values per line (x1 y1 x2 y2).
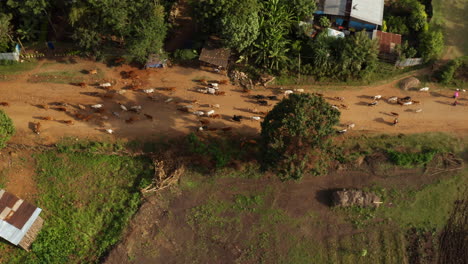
0 51 20 62
395 58 423 67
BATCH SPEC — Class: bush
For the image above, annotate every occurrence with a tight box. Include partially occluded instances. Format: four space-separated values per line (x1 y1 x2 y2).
261 93 340 180
0 110 15 148
418 28 444 62
387 149 437 168
436 56 467 84
318 16 331 28
173 49 198 61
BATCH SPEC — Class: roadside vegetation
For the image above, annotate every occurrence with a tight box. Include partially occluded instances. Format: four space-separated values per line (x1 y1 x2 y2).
0 141 152 264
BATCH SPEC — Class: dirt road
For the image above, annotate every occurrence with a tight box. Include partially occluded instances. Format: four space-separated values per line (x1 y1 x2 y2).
0 58 467 146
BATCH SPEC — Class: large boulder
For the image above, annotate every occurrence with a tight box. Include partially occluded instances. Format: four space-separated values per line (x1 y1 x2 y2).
399 77 420 91
332 189 382 208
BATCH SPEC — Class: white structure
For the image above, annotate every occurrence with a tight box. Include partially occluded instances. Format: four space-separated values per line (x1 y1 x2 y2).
0 189 43 250
0 44 20 62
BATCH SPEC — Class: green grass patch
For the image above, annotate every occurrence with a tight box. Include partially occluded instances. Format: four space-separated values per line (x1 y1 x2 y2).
2 142 152 264
431 0 468 58
387 149 438 168
378 172 466 230
0 61 37 75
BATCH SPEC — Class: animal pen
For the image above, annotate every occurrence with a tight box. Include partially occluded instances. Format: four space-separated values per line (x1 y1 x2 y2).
0 190 44 250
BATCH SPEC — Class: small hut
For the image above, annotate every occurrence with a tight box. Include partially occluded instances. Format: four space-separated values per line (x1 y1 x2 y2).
332 189 382 208
199 39 231 70
0 190 44 250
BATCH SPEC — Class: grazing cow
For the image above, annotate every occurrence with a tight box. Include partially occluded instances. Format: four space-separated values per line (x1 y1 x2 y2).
284 90 294 96
251 116 261 121
210 104 220 108
99 83 112 88
294 88 304 93
39 116 54 121
232 115 243 122
347 123 355 129
215 91 226 96
192 111 205 116
219 80 229 85
143 89 154 94
337 129 347 134
89 69 98 75
0 102 10 106
372 95 382 100
78 82 87 88
125 116 139 123
391 112 399 117
119 103 128 111
91 104 103 109
199 119 210 125
62 120 74 125
387 96 398 103
415 109 423 113
419 87 429 92
206 110 215 116
165 98 174 103
144 113 153 120
78 104 86 110
55 107 67 112
210 114 221 119
33 122 41 134
105 129 114 134
333 96 345 101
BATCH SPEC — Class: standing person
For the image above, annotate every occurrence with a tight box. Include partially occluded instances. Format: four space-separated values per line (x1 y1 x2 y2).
393 118 399 126
453 89 459 99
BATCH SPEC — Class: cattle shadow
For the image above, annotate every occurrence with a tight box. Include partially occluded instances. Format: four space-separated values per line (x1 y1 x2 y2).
379 111 396 117
356 101 373 106
374 117 394 126
435 100 454 106
315 189 342 207
430 91 450 98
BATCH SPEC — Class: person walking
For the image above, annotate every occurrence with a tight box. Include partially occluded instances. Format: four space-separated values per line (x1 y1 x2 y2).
393 118 399 126
453 89 459 99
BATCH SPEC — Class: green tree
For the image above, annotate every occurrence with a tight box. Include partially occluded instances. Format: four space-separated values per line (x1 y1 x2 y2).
6 0 49 41
0 13 13 52
337 31 379 79
286 0 316 21
419 29 444 61
220 0 260 52
248 0 293 71
318 16 331 28
0 109 15 148
260 94 340 180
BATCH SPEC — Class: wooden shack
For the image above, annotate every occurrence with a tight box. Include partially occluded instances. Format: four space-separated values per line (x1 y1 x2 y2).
0 190 44 250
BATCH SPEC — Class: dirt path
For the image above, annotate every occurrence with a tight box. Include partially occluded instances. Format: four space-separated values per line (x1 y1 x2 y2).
0 58 467 148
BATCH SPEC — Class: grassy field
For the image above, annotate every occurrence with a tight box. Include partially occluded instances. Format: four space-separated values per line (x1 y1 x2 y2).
432 0 468 58
0 61 37 79
0 141 152 264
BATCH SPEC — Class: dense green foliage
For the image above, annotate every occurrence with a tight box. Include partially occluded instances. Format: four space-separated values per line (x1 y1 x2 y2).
419 28 444 62
318 16 331 28
260 94 340 180
2 143 152 264
435 56 468 84
306 31 379 80
0 109 15 148
387 149 438 168
0 13 13 52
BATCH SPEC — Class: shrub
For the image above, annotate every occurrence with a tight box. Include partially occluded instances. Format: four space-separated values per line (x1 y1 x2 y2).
418 28 444 62
173 49 198 61
0 110 15 148
318 16 331 28
261 93 340 180
387 149 437 168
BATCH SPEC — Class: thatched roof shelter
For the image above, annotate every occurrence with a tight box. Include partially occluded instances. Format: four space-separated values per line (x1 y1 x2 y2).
332 189 382 208
199 40 231 69
0 190 44 250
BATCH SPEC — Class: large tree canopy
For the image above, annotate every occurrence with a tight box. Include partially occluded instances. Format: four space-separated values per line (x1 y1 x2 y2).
260 93 340 180
220 0 260 52
0 13 13 52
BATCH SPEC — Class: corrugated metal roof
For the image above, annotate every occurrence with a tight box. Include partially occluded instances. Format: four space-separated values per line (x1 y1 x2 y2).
350 0 384 25
199 47 231 68
372 30 402 53
323 0 347 16
0 190 42 245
